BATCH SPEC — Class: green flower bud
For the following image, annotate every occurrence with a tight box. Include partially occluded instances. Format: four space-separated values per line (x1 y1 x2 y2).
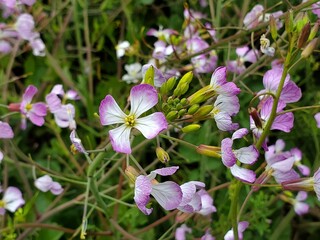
193 105 214 119
187 85 215 105
142 65 154 86
181 124 201 133
180 98 188 106
178 109 187 117
160 76 176 95
176 103 183 110
196 144 221 158
295 12 309 33
166 110 179 121
162 103 170 112
173 71 193 97
285 10 294 34
187 104 200 114
156 147 170 163
301 38 319 58
167 96 174 105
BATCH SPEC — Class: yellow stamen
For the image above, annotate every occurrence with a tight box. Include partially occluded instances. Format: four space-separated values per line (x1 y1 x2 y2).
25 103 33 111
125 115 135 127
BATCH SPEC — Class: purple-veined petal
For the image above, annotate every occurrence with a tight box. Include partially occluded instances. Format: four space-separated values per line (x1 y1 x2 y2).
109 125 132 154
221 138 236 167
46 93 62 113
178 191 202 213
34 175 53 192
22 85 37 103
135 112 168 139
271 112 294 132
179 181 205 206
214 95 240 116
150 166 179 177
2 187 25 212
214 112 239 131
272 169 300 184
218 82 241 96
0 121 14 139
198 189 217 215
99 95 126 126
32 102 47 116
281 81 302 104
230 165 256 183
234 145 259 165
210 66 227 87
142 64 166 87
134 175 153 215
151 181 182 210
129 84 158 118
232 128 248 140
270 155 295 172
50 182 64 195
263 68 290 93
28 112 45 126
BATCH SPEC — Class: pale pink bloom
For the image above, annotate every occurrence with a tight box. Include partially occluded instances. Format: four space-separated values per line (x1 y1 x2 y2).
186 36 209 54
147 25 178 42
152 40 174 60
178 181 205 213
209 67 241 96
0 186 25 215
191 52 218 74
50 84 80 100
53 104 76 130
34 175 63 195
122 62 142 84
115 40 130 58
175 224 192 240
293 191 309 215
0 121 14 162
134 166 182 215
197 189 217 215
70 130 86 154
15 13 35 40
99 84 168 154
29 32 46 56
227 46 259 74
315 113 320 128
224 221 249 240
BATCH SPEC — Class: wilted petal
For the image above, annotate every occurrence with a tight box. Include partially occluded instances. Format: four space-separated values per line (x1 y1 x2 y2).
0 121 14 139
135 112 168 139
99 95 126 125
109 125 132 154
221 138 236 167
230 165 256 183
234 145 259 165
3 187 25 212
134 175 153 215
129 84 158 118
70 130 86 153
151 181 182 210
34 175 53 192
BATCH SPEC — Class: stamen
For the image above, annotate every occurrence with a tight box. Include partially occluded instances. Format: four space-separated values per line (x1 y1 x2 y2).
125 115 135 127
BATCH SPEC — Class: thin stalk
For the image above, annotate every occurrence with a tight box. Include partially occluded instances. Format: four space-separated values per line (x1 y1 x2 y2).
277 105 320 115
159 134 197 149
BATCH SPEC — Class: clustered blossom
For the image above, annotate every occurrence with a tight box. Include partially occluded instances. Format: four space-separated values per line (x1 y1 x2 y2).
99 84 168 154
0 186 25 215
0 121 14 163
34 175 64 195
280 191 309 216
227 46 259 74
221 128 259 183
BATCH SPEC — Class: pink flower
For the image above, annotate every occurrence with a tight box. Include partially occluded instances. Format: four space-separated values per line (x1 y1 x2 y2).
178 181 206 213
134 166 182 215
227 46 259 74
224 221 249 240
147 25 178 42
175 224 192 240
19 85 47 129
15 13 35 40
293 191 309 215
0 121 14 163
315 113 320 128
221 128 258 183
70 130 86 154
34 175 64 195
209 67 241 96
99 84 168 154
0 186 25 215
197 189 217 215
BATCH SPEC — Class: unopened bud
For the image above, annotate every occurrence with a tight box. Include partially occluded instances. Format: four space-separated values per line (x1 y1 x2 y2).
187 104 200 114
248 107 263 129
125 166 139 184
285 10 294 33
270 15 278 40
180 98 188 106
295 12 309 33
8 103 20 112
187 85 215 105
162 103 170 112
297 22 311 49
160 76 176 95
178 109 187 117
156 147 170 163
196 144 221 158
193 105 214 119
166 110 179 121
301 38 319 58
308 21 319 42
181 124 201 133
142 65 154 86
173 71 193 97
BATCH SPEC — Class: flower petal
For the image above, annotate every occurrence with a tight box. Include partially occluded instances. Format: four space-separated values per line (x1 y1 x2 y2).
50 182 64 195
34 175 53 192
230 165 256 183
150 166 179 177
151 181 182 210
22 85 37 103
129 84 158 117
134 175 153 215
198 189 217 215
135 112 168 139
221 138 236 167
28 112 45 126
32 102 47 116
3 187 25 212
232 128 248 140
0 121 14 139
109 125 132 154
179 181 205 206
99 95 126 125
234 145 259 165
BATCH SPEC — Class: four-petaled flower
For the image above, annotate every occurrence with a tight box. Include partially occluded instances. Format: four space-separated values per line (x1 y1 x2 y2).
0 186 25 215
99 84 168 154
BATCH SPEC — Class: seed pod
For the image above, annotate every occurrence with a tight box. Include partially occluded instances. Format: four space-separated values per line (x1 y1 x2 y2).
270 15 278 40
308 21 319 42
297 22 311 49
196 144 221 158
156 147 170 164
301 38 319 58
248 107 263 129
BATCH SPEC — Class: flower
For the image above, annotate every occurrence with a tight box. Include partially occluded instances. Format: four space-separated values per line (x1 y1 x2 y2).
293 191 309 215
260 34 275 56
122 63 143 84
134 166 182 215
315 112 320 128
70 130 86 154
209 67 241 96
224 221 249 240
221 128 258 183
177 181 206 213
227 46 259 74
146 25 178 42
0 186 25 215
34 175 64 195
0 121 14 163
201 230 216 240
15 85 47 129
175 224 192 240
197 189 217 215
115 40 130 58
99 84 168 154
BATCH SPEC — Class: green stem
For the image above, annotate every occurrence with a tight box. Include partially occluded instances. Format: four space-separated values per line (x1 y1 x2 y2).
159 134 197 149
80 176 91 239
270 209 295 240
277 105 320 115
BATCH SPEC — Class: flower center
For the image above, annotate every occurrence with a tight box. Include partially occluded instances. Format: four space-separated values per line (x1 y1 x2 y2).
125 115 135 127
25 103 33 111
0 200 6 208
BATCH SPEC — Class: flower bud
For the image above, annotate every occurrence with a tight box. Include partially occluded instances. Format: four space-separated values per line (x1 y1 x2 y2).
187 85 215 105
270 15 278 40
297 22 311 49
248 107 263 129
178 109 187 117
180 98 188 106
308 21 319 42
173 71 193 97
193 105 214 119
160 76 176 95
142 65 154 86
187 104 200 114
301 38 319 58
8 103 21 112
166 110 179 121
125 166 139 184
181 124 201 133
196 144 221 158
156 147 170 163
295 12 309 33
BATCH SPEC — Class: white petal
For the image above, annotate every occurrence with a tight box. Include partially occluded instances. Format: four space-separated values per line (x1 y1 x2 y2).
151 181 182 210
109 125 132 154
99 95 126 126
135 112 168 139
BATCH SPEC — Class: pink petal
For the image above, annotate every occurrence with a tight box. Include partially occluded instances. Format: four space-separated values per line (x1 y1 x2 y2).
230 165 256 183
179 181 205 206
236 46 249 57
315 113 320 128
214 95 240 116
109 125 132 154
178 191 202 213
34 175 53 192
50 182 64 195
232 128 248 140
210 66 227 87
214 112 239 131
234 145 259 165
150 166 179 177
218 82 241 96
135 112 168 139
198 189 217 215
3 187 25 212
271 112 294 132
221 138 236 167
129 84 158 118
263 68 290 93
99 95 126 126
175 224 192 240
280 81 302 104
22 85 37 103
296 191 308 201
46 93 62 113
51 84 65 95
294 202 309 215
0 121 14 139
151 181 182 210
32 102 47 116
28 112 45 126
134 175 153 215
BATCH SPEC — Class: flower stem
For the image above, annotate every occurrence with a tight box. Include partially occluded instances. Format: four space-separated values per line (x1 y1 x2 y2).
277 105 320 115
159 134 197 149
